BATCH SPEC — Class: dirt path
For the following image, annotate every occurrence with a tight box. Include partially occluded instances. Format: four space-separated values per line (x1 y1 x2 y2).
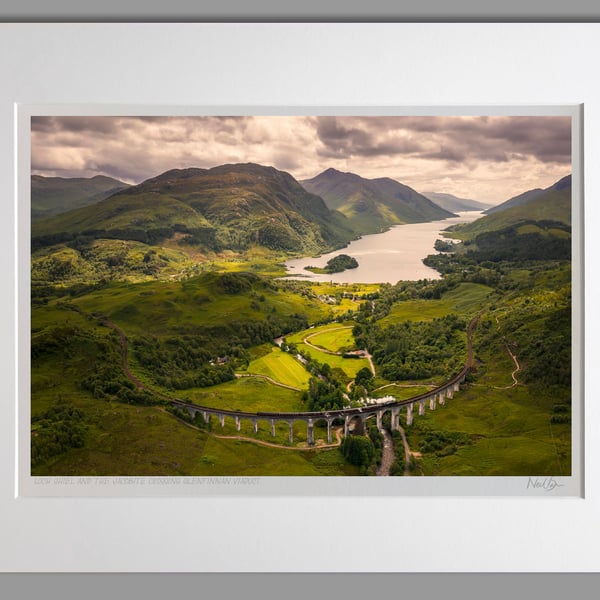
502 343 521 388
365 351 376 375
493 315 521 389
101 319 149 391
235 373 301 391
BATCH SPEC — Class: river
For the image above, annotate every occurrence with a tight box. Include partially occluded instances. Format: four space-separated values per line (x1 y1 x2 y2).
283 211 484 284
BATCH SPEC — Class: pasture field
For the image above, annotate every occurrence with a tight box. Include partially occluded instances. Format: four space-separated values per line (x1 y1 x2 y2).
381 283 494 325
310 282 380 297
206 248 289 277
191 435 358 476
175 377 306 413
305 325 355 353
244 346 311 389
285 323 369 380
288 343 369 381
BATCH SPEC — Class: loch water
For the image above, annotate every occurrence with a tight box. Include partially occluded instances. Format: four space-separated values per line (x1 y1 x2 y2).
283 211 484 284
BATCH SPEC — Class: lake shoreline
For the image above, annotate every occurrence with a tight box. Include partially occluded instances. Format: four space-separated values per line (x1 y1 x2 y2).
282 211 484 284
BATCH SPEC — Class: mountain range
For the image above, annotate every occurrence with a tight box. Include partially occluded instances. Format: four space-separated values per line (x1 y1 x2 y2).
421 191 488 213
32 163 570 260
32 163 460 255
301 168 455 234
31 174 130 221
32 163 355 255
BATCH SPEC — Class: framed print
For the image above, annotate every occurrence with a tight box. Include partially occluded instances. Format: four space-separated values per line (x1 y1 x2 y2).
1 23 599 572
18 105 582 499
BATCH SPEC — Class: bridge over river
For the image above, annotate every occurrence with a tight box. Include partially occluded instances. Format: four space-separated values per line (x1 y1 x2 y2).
170 314 480 445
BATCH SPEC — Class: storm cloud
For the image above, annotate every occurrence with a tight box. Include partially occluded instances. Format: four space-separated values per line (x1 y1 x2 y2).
30 114 572 204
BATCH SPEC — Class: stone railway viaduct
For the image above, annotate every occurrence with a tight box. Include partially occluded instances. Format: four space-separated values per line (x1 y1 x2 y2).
170 314 480 445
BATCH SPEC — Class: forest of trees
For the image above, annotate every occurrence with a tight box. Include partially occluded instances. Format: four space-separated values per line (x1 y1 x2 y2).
354 314 466 381
31 404 89 467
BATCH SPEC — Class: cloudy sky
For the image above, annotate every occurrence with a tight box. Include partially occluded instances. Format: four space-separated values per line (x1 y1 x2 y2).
31 115 572 204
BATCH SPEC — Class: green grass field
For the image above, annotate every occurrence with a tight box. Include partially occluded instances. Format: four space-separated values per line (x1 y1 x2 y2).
31 246 572 478
404 382 571 476
71 274 332 337
244 346 311 388
381 283 494 324
305 325 355 353
174 376 306 413
285 323 369 380
190 435 358 476
32 400 355 476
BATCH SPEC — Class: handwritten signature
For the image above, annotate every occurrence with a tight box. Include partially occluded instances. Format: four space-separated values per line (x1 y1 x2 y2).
527 477 565 492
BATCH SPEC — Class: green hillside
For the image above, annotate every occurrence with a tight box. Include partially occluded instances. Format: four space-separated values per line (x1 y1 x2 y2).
447 177 571 241
31 174 130 220
32 163 355 255
484 175 571 216
302 168 455 234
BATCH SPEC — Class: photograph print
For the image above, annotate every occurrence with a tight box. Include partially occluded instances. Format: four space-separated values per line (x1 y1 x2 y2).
29 113 575 480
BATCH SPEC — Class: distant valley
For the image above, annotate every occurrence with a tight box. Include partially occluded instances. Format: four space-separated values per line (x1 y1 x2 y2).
301 167 455 234
421 191 489 213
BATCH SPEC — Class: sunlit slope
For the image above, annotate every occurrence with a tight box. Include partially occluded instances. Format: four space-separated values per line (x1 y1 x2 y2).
32 163 356 255
452 175 571 240
302 168 455 234
71 272 333 337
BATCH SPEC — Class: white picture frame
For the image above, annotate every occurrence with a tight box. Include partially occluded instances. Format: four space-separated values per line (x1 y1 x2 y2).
1 22 598 572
